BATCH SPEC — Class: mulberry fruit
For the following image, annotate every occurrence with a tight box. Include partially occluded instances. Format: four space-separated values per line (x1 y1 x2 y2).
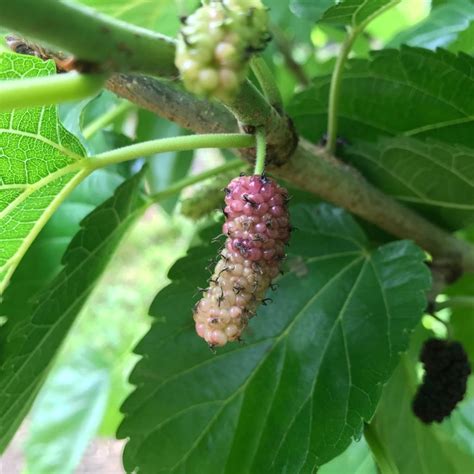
412 338 471 423
175 0 271 100
193 174 290 347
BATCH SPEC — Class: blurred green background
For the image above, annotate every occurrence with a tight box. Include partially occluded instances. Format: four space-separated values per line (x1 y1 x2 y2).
2 0 473 472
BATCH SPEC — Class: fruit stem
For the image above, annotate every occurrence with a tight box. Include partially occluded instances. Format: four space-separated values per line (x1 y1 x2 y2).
82 100 135 139
88 133 255 169
250 56 283 112
254 129 266 175
148 160 243 202
325 1 401 155
364 422 400 474
435 296 474 311
325 29 357 155
0 70 107 112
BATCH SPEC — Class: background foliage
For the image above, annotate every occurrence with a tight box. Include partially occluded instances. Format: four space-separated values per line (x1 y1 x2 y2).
0 0 473 473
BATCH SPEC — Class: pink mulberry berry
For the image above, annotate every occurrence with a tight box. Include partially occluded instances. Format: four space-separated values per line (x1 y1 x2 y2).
193 174 290 347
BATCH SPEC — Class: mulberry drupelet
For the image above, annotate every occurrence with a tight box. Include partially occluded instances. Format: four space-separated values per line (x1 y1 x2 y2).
193 175 290 347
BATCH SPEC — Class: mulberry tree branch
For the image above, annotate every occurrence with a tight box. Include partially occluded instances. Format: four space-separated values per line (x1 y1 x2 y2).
0 0 177 77
107 73 474 274
2 4 473 272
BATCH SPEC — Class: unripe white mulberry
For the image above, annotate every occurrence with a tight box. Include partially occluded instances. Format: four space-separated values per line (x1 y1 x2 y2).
176 0 271 100
193 175 290 347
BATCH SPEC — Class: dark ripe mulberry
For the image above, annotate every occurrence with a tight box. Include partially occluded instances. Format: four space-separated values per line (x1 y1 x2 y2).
193 175 290 347
175 0 270 100
412 338 471 423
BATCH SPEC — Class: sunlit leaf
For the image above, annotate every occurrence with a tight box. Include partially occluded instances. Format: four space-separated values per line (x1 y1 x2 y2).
0 53 91 293
320 0 400 30
388 0 474 50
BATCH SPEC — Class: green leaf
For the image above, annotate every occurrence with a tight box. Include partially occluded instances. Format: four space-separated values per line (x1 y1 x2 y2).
0 53 91 293
388 0 474 50
24 348 112 474
365 1 430 44
119 203 430 473
289 47 474 149
289 0 335 22
345 138 474 231
0 170 146 451
374 330 474 473
76 0 196 36
320 0 401 30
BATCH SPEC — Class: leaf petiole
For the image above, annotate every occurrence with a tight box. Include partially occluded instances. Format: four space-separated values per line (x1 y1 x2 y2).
251 56 283 111
0 71 107 112
325 30 357 154
254 129 266 175
148 160 244 203
87 133 254 169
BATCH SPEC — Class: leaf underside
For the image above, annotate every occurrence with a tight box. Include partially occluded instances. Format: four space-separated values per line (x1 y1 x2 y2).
320 0 400 29
0 53 88 293
119 203 430 473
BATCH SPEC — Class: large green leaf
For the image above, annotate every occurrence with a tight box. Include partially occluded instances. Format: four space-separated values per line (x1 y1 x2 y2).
0 53 91 293
374 330 474 473
388 0 474 50
345 138 474 231
24 348 112 474
0 170 146 451
319 0 400 29
289 47 474 148
119 203 430 473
